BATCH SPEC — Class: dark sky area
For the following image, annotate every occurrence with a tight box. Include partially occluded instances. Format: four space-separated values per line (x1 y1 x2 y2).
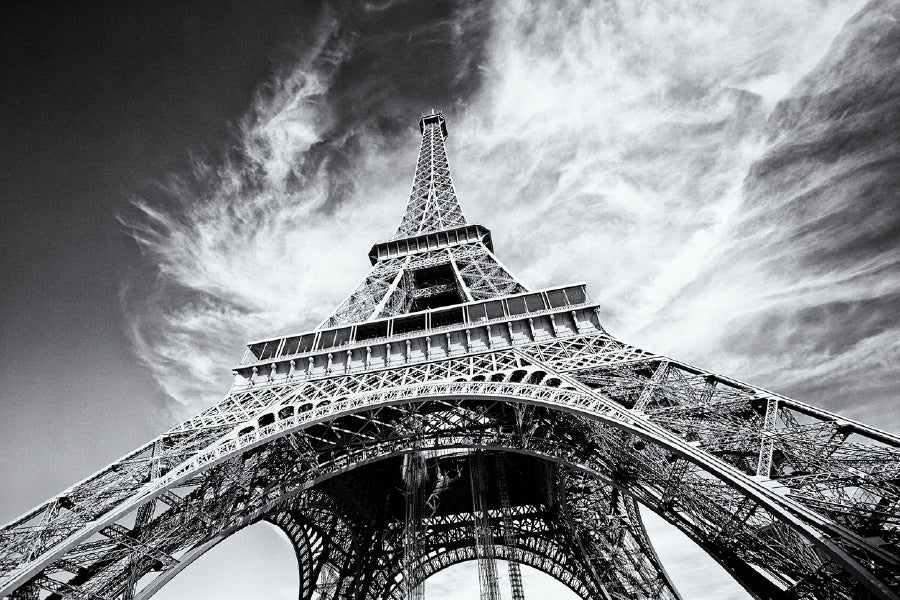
0 0 498 514
0 0 321 513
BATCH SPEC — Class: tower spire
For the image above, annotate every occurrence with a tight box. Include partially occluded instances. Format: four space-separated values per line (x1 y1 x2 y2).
320 112 526 327
394 110 468 238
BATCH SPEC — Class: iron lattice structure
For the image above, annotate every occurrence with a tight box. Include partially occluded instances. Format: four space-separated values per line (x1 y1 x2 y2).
2 111 899 600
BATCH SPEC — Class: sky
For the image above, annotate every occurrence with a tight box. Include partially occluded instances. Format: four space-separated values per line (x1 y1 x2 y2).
2 0 898 598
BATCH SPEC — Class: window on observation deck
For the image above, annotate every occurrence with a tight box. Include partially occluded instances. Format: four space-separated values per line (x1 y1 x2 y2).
355 320 389 342
394 314 426 335
316 327 351 350
282 334 315 356
505 296 527 315
484 300 504 319
524 293 545 312
431 307 465 328
547 289 569 308
564 285 587 304
249 340 279 360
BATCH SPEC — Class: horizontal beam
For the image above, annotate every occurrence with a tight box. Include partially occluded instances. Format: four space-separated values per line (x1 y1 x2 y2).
369 225 493 264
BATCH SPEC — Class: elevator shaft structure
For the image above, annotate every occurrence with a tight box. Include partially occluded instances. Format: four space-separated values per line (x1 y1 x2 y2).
495 454 525 600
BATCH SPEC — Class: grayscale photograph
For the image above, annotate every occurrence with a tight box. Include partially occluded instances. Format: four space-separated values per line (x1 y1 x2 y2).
1 1 898 599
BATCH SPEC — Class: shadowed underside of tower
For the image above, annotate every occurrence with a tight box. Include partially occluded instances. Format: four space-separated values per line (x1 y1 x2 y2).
1 112 899 600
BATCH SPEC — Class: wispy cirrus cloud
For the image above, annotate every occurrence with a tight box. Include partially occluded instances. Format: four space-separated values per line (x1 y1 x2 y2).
444 0 898 433
121 12 405 410
122 1 497 413
450 0 868 337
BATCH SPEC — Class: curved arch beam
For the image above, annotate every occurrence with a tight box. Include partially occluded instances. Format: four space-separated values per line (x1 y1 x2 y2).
127 441 747 600
260 458 680 600
267 511 319 600
2 383 897 599
129 444 885 599
399 545 602 600
163 383 898 584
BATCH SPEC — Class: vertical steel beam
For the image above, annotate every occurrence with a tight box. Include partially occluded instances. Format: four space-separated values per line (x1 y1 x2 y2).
403 452 426 600
469 451 501 600
494 454 526 600
756 397 779 478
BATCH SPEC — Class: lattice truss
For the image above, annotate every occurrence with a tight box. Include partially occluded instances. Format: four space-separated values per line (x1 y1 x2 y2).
323 244 526 327
393 115 467 239
3 112 899 600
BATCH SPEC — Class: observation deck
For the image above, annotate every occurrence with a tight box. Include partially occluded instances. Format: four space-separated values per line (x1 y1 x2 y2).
231 283 607 388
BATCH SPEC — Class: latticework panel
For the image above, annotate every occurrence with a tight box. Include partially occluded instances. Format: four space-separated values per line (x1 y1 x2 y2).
322 243 527 326
394 118 467 239
450 244 527 300
321 257 407 328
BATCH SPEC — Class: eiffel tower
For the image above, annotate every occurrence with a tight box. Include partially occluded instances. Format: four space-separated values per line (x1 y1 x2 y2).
2 111 899 600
